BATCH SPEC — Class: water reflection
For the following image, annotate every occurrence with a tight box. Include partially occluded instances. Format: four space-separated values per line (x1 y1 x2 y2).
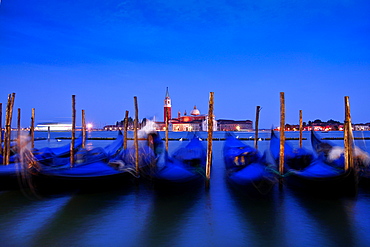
287 188 357 246
30 188 135 246
227 185 280 246
138 186 203 247
0 190 72 246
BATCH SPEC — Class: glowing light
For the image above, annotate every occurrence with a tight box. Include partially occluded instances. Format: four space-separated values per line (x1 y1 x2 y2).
236 125 240 131
87 123 93 130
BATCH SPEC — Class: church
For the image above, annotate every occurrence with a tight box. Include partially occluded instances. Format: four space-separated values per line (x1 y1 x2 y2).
156 87 218 132
156 88 253 132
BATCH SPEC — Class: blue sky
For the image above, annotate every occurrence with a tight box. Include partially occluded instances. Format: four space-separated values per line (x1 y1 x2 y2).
1 0 370 128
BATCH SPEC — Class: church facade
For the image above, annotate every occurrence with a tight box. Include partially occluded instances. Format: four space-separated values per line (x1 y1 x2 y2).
155 88 252 132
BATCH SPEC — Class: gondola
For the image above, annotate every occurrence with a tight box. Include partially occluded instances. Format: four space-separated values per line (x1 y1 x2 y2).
223 132 277 196
30 131 133 192
0 134 84 190
110 130 164 178
0 162 22 190
311 130 370 187
0 142 22 189
32 134 84 165
270 130 357 195
147 133 206 188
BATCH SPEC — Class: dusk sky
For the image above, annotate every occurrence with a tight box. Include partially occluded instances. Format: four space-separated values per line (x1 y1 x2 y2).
1 1 369 129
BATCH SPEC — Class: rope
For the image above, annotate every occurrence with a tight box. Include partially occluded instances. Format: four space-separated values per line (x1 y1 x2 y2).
280 170 297 178
265 165 282 176
195 166 207 178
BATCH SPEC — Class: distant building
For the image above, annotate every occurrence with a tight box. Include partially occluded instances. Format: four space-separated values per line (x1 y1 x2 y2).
217 119 253 131
274 120 347 131
353 124 370 131
103 125 122 131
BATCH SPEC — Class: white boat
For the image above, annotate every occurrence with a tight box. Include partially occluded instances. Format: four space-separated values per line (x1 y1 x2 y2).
35 122 72 131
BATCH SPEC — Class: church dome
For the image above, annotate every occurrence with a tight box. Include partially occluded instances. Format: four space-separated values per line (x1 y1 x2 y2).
190 105 200 116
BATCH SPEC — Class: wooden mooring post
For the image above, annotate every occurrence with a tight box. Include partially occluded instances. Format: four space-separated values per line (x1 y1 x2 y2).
279 92 285 188
31 108 35 150
3 93 15 165
344 96 358 193
0 103 2 155
206 92 214 188
82 109 86 149
124 110 129 150
344 96 354 172
165 108 169 152
299 110 303 148
3 97 9 165
17 108 21 157
254 106 261 150
134 96 139 176
70 95 76 167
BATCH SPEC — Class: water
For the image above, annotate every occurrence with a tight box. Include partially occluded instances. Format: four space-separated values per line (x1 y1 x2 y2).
1 131 370 247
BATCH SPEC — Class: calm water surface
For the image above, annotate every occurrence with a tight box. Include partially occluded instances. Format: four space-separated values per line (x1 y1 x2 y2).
1 131 370 247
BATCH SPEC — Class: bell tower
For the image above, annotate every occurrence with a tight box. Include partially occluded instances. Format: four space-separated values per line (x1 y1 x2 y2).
164 87 172 122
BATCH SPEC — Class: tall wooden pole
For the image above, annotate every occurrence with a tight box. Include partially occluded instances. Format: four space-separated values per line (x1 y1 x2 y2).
10 93 16 157
123 110 129 150
254 106 261 150
279 92 285 186
82 109 86 149
344 96 358 194
17 108 21 154
0 103 2 155
206 92 214 188
3 95 11 165
134 96 139 176
3 93 15 165
70 95 76 167
344 96 354 172
165 109 169 152
299 110 303 148
30 108 35 150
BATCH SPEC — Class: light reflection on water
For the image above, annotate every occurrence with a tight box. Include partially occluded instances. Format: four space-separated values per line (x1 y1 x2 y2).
1 131 370 246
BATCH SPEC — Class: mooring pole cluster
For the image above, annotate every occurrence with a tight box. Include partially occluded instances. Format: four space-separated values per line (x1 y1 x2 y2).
0 91 359 194
277 93 358 192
